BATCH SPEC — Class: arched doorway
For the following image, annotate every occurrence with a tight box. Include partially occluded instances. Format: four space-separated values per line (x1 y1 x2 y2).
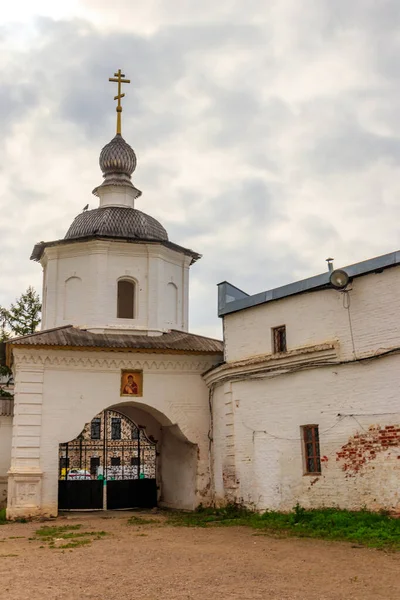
58 409 157 510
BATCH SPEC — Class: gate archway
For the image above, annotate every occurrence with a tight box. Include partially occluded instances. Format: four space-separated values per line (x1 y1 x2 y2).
58 409 157 510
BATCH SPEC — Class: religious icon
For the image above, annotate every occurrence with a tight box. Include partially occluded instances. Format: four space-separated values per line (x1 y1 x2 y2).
120 370 143 397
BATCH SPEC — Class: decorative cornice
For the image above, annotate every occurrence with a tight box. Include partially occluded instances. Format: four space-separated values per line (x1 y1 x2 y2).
13 349 217 373
7 468 43 477
203 342 339 386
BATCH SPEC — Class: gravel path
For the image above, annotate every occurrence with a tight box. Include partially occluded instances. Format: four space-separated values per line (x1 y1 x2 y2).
0 511 399 600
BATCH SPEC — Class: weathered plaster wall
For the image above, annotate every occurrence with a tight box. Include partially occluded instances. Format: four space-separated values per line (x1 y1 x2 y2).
211 355 400 512
41 240 191 333
160 426 198 510
210 267 400 512
224 267 400 363
7 348 219 519
0 415 12 508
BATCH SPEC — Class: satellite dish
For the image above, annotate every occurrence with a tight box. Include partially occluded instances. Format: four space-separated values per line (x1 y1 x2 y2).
330 269 349 290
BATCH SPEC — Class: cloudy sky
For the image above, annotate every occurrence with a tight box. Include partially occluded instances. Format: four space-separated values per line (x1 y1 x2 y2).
1 1 400 338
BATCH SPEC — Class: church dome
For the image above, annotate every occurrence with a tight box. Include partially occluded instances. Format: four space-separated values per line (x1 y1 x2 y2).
99 134 137 176
92 134 141 198
65 206 168 242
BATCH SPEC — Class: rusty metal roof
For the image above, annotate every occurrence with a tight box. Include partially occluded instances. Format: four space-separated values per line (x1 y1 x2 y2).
8 326 223 355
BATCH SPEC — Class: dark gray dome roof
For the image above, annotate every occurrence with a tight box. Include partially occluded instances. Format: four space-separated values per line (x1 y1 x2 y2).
65 207 168 242
99 134 137 176
93 134 141 198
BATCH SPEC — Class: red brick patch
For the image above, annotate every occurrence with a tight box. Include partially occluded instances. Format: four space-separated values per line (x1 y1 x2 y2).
336 425 400 477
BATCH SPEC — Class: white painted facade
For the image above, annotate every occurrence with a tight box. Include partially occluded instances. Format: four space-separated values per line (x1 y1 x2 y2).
6 349 219 518
3 126 223 519
41 241 191 334
3 110 400 518
207 265 400 512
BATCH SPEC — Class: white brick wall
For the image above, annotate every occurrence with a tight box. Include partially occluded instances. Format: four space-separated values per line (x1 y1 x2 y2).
224 266 400 363
7 348 220 518
210 266 400 512
211 354 400 512
41 241 192 334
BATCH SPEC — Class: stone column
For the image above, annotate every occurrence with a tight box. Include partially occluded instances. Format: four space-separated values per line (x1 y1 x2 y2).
7 357 45 520
222 382 238 502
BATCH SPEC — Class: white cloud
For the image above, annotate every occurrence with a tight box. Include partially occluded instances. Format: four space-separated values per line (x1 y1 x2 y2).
1 1 400 338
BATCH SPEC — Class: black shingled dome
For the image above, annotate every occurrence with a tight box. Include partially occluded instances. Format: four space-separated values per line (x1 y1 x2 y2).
65 206 168 242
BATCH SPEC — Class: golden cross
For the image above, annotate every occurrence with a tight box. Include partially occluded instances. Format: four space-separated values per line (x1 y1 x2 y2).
109 69 131 135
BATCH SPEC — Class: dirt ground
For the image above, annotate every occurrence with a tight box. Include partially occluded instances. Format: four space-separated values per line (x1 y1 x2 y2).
0 511 399 600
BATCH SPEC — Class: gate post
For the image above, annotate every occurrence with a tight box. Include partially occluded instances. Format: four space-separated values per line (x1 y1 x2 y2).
103 479 107 510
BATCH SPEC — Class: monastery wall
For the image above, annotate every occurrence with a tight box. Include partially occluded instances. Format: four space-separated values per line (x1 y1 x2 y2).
211 356 400 512
223 266 400 363
7 348 218 519
209 266 400 512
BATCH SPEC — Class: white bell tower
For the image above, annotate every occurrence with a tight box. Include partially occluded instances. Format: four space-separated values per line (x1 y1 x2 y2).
31 70 200 335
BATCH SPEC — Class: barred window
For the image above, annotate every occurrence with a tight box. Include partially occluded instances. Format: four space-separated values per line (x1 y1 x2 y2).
272 325 287 353
110 457 121 466
131 456 140 466
91 418 101 440
302 425 321 474
111 418 121 440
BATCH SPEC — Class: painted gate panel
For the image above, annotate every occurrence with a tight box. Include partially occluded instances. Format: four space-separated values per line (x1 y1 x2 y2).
58 481 103 510
107 479 157 509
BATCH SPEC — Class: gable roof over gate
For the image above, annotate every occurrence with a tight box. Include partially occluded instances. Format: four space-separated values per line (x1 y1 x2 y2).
6 325 223 365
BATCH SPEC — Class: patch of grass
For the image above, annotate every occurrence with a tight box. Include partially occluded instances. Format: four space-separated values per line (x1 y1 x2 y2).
8 536 24 540
167 503 400 550
35 524 82 538
0 509 6 524
41 530 107 541
127 515 157 525
0 554 18 558
167 503 254 528
34 524 107 550
58 538 92 549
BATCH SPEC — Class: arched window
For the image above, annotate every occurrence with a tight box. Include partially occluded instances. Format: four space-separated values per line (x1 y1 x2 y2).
64 276 82 321
166 282 178 325
117 279 135 319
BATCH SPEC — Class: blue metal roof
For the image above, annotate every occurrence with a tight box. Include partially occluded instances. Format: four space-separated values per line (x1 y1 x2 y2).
218 250 400 317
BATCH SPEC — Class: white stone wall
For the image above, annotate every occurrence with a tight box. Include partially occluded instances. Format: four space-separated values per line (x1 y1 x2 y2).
210 266 400 512
212 356 400 511
0 415 12 508
41 240 191 334
224 267 400 363
7 348 219 518
160 426 198 510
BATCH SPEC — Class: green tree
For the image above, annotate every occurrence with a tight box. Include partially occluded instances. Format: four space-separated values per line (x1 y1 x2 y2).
0 287 41 397
1 286 41 337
